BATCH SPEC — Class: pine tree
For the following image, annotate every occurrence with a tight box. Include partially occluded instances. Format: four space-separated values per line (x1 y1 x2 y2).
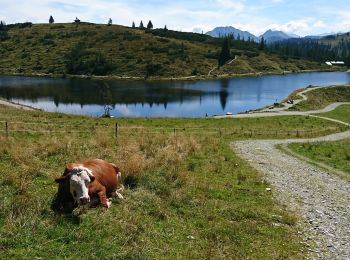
147 20 153 30
218 37 231 66
139 21 144 29
259 37 265 51
49 16 54 24
108 18 112 26
164 25 167 31
132 21 135 28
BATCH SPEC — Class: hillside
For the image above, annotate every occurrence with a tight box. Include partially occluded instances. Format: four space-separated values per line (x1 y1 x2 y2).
0 22 332 79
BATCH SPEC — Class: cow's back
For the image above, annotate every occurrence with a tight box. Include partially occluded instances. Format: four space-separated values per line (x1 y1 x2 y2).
81 159 118 193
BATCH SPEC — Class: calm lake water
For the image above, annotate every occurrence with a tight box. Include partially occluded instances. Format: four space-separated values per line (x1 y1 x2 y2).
0 72 349 117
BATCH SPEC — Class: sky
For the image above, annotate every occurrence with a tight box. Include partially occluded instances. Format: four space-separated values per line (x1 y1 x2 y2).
0 0 349 36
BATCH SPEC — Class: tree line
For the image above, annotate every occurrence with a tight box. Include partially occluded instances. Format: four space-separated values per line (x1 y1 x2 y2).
268 36 350 66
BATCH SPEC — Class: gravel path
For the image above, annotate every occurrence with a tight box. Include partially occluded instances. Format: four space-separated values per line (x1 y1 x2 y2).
215 85 350 118
233 130 350 258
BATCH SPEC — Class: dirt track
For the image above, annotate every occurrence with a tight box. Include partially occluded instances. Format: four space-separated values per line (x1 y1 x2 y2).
231 86 350 258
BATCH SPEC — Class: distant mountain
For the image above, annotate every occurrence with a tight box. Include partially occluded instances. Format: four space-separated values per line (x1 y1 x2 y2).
260 30 296 43
206 26 259 42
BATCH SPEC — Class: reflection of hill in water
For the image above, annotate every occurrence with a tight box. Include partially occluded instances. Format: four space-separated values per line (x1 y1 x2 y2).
0 78 229 108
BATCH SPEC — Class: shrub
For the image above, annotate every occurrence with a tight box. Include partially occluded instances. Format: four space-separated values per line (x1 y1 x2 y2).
65 43 115 75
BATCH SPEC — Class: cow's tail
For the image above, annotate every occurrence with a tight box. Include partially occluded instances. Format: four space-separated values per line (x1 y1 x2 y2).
111 163 124 199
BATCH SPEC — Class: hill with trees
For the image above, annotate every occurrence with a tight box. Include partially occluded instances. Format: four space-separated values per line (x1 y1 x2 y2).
0 22 337 79
268 32 350 66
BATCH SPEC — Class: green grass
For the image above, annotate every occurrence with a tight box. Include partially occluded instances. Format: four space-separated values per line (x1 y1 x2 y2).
1 104 347 258
288 139 350 174
0 23 331 79
314 104 350 123
287 104 350 175
289 85 350 111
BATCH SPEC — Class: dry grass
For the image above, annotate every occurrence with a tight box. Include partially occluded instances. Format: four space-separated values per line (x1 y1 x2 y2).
1 105 347 258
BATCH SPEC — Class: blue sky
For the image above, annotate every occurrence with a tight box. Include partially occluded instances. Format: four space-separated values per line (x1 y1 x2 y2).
0 0 349 36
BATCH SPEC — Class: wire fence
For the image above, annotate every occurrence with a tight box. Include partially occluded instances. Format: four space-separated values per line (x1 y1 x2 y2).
0 120 347 138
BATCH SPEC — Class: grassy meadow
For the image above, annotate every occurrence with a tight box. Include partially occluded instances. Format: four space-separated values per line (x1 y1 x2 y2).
314 104 350 122
1 103 348 258
0 22 333 79
289 85 350 111
288 104 350 175
288 139 350 175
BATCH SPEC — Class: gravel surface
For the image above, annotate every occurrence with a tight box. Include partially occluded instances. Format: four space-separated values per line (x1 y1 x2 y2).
233 131 350 259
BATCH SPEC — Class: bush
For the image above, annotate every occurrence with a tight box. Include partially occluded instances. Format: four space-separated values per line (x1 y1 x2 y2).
145 63 162 77
0 31 9 41
65 43 115 75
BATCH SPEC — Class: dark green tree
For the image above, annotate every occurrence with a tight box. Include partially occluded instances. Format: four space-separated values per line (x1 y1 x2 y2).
259 37 265 50
164 25 167 31
218 37 231 66
139 21 144 29
108 18 112 26
0 20 5 30
49 16 54 24
132 21 135 28
147 20 153 30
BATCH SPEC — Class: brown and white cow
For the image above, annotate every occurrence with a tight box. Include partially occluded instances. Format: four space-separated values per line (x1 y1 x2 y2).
52 159 123 213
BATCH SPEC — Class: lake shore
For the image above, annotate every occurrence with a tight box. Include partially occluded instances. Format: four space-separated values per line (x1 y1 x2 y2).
0 68 344 82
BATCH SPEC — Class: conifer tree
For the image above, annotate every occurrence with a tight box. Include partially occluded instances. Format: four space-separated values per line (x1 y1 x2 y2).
49 16 54 24
164 25 167 31
132 21 135 28
108 18 112 26
139 21 144 29
147 20 153 30
259 37 265 50
218 37 231 66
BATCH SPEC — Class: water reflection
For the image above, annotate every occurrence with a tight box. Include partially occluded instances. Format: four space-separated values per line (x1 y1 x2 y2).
0 72 349 117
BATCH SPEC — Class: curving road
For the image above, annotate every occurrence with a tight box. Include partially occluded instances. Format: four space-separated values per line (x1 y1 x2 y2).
231 86 350 258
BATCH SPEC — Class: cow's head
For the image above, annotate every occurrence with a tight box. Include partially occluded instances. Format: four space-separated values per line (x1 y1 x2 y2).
55 167 95 206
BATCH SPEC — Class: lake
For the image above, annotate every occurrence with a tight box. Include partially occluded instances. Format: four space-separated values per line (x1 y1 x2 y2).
0 72 349 117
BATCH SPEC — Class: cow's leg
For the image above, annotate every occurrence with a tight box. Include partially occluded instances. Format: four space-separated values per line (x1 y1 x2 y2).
98 189 111 208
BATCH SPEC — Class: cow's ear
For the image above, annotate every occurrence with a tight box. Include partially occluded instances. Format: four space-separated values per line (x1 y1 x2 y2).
55 174 70 183
90 175 95 183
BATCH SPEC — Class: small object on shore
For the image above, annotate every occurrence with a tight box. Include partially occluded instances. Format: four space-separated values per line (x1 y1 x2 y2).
187 235 195 240
226 112 233 116
266 188 272 192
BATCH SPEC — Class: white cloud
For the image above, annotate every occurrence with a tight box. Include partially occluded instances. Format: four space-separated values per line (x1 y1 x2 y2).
0 0 349 36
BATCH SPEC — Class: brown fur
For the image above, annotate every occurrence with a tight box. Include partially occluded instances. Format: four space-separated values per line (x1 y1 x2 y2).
53 159 121 212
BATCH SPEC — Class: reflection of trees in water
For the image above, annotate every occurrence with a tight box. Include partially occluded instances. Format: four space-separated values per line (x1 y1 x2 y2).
219 79 229 110
0 78 234 113
0 79 208 109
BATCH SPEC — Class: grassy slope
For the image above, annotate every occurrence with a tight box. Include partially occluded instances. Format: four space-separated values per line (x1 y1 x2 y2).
289 100 350 175
314 104 350 122
0 105 346 258
288 139 350 174
289 85 350 111
0 23 330 78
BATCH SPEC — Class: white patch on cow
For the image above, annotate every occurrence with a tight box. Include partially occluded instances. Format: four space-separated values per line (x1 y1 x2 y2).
69 166 93 205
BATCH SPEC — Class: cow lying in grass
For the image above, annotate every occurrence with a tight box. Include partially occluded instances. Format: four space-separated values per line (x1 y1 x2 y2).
51 159 123 213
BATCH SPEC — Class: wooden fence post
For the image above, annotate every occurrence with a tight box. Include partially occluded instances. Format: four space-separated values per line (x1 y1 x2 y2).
5 121 8 137
219 128 222 138
115 122 118 138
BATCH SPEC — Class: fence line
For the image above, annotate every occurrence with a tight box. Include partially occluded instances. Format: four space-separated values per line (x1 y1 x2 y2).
1 122 346 137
